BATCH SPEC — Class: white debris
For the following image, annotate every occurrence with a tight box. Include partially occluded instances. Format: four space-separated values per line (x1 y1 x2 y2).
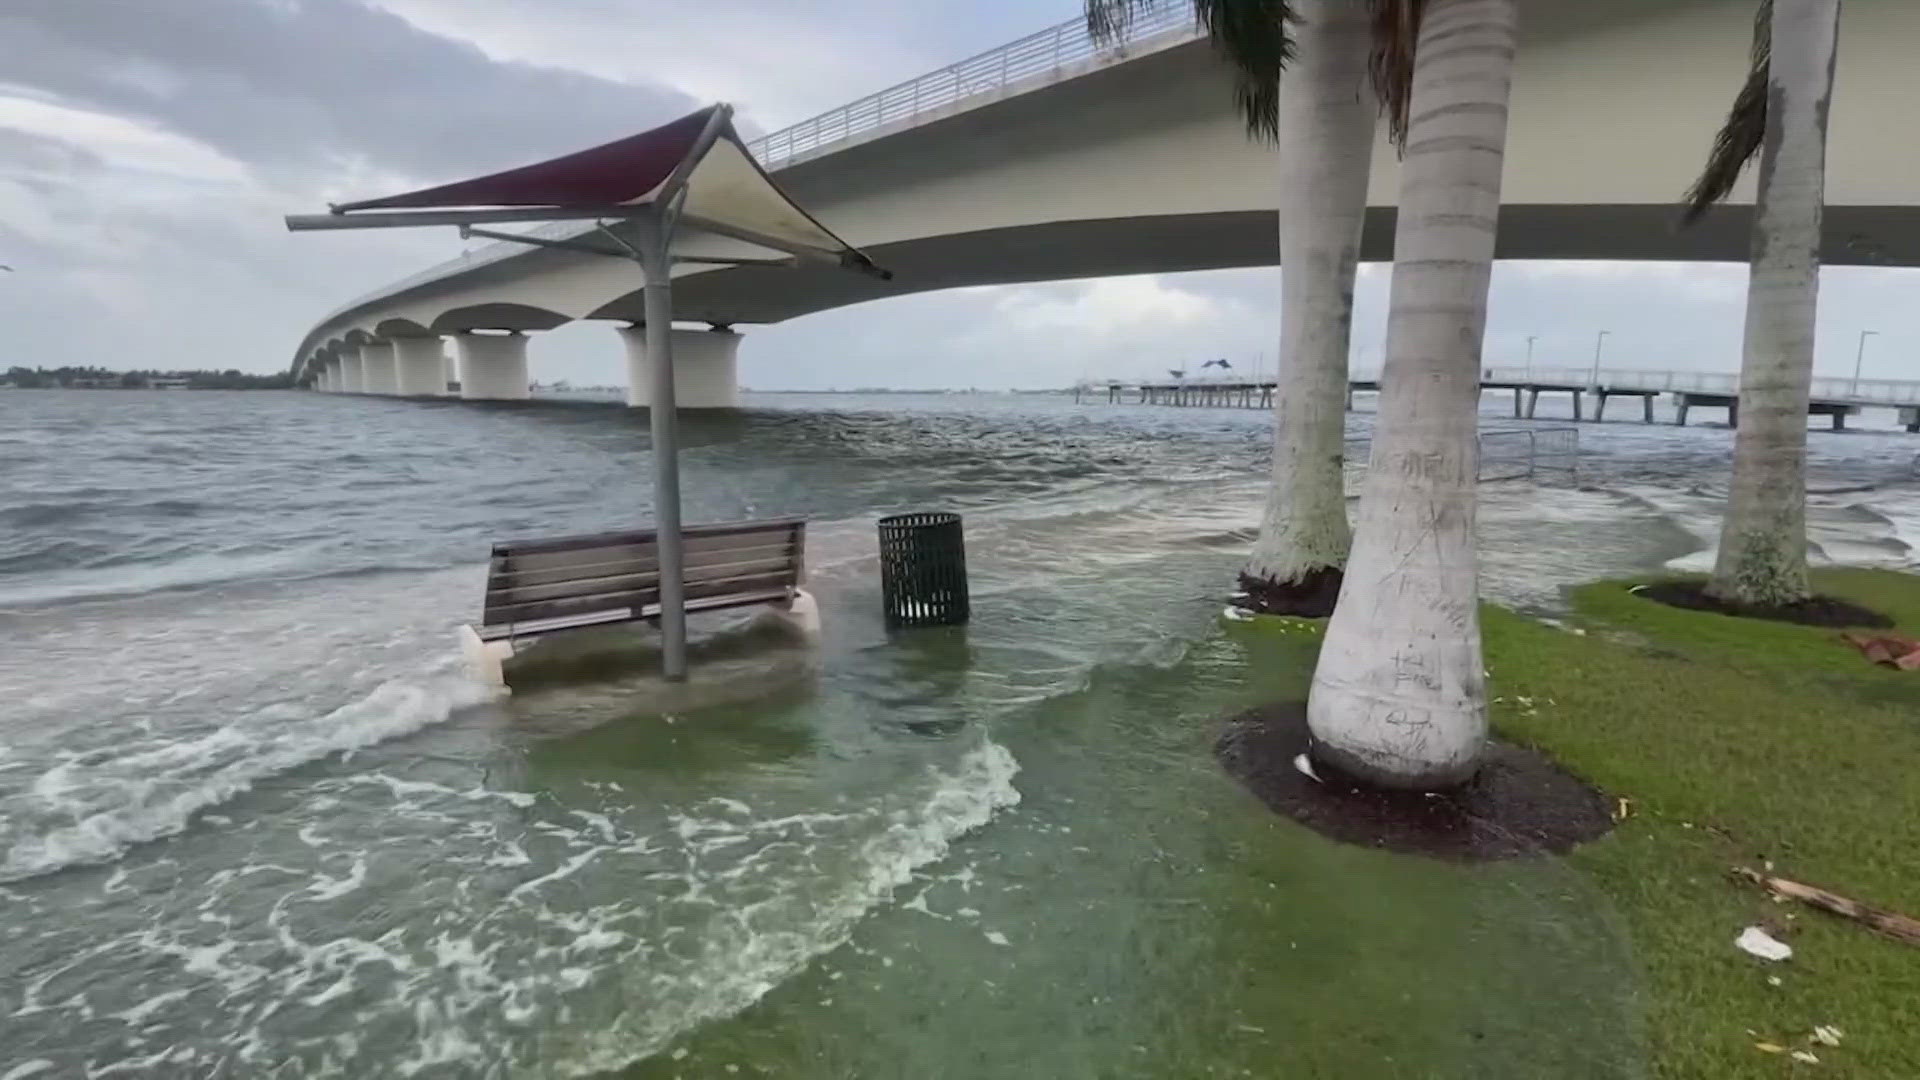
1736 926 1793 962
1292 754 1322 783
983 930 1010 947
1222 606 1255 622
1812 1026 1843 1047
1790 1050 1819 1064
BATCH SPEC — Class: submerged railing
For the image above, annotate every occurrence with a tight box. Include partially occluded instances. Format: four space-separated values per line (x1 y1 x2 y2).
1344 427 1579 490
747 0 1195 169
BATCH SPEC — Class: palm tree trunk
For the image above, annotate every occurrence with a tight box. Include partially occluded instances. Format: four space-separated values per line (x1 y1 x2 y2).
1306 0 1518 790
1240 0 1376 617
1707 0 1841 607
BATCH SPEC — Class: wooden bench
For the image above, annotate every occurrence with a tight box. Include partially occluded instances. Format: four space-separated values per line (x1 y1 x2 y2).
458 517 818 685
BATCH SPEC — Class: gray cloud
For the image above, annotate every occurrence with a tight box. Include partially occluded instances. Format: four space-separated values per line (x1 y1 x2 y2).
3 0 695 186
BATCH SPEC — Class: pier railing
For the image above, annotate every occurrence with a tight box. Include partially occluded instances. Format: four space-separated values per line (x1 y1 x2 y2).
1480 366 1920 407
748 0 1195 169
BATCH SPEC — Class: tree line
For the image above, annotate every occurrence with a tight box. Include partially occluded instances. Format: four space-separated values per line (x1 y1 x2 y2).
2 366 296 390
1087 0 1845 791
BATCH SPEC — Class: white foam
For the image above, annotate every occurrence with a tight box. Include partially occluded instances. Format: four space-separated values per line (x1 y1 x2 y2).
1 673 497 883
556 736 1021 1077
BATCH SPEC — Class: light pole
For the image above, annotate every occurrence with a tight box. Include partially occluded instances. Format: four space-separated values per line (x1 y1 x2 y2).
1525 335 1538 382
1854 330 1879 395
1590 330 1611 389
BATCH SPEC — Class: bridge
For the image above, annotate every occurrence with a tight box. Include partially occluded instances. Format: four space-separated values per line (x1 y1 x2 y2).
1097 366 1920 431
291 0 1919 406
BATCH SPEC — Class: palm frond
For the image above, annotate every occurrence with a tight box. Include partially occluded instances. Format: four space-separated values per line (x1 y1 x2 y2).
1681 0 1773 226
1088 0 1296 142
1085 0 1155 43
1195 0 1297 142
1365 0 1429 149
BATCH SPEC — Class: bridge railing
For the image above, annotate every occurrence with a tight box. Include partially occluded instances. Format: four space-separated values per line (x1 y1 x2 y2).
748 0 1196 169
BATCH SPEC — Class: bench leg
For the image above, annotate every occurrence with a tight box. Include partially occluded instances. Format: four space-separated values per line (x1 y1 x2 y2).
773 588 823 639
460 625 513 688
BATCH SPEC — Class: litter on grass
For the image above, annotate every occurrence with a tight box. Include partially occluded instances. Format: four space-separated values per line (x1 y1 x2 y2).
1736 926 1793 962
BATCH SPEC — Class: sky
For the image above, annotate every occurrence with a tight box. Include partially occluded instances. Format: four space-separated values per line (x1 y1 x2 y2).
1 0 1913 390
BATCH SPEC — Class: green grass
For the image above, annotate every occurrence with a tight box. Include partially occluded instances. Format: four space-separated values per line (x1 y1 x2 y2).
1482 568 1920 1078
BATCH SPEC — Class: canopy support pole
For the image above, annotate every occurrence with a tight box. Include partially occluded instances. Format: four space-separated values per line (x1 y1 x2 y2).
635 208 688 681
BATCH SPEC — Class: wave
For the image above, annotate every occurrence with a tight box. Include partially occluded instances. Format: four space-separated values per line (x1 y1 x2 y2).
0 672 497 884
556 736 1021 1076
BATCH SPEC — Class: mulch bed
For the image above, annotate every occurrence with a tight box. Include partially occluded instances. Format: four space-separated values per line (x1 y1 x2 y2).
1638 581 1892 629
1236 567 1342 618
1216 702 1614 862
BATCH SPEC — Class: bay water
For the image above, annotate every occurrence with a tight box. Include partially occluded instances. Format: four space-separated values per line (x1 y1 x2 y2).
2 388 1916 1078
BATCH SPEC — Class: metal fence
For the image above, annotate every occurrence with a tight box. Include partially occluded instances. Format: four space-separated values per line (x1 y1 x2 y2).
747 0 1195 169
1343 427 1579 491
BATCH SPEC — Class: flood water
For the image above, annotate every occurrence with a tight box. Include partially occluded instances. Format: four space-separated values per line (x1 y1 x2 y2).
3 388 1916 1078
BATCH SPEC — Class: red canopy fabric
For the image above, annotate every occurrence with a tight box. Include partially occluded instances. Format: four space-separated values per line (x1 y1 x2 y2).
335 106 720 212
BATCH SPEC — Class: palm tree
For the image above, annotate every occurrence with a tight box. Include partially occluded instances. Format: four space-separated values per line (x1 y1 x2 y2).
1307 0 1519 789
1682 0 1843 608
1087 0 1383 617
1092 0 1512 789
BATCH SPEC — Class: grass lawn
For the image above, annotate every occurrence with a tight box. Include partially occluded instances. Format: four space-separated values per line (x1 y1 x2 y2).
1482 568 1920 1078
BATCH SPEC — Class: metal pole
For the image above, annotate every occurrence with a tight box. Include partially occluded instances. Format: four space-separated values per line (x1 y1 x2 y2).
1854 330 1877 396
1525 335 1537 382
637 209 688 682
1590 330 1610 390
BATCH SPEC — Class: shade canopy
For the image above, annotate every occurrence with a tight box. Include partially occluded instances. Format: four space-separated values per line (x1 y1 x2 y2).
304 104 879 274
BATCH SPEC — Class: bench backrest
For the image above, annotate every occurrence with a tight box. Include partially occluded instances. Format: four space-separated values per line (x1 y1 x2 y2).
481 518 805 629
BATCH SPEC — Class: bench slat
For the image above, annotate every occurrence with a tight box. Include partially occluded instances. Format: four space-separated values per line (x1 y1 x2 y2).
483 570 798 627
485 554 800 609
474 588 795 642
492 518 804 558
490 539 797 589
498 530 797 574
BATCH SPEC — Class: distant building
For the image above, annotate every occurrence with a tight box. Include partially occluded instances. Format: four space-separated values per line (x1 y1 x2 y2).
67 376 117 389
150 377 191 390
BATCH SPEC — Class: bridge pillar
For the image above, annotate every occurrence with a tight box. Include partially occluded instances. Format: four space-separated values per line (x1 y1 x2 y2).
392 336 449 397
360 341 397 396
618 324 740 409
340 353 365 394
455 331 531 400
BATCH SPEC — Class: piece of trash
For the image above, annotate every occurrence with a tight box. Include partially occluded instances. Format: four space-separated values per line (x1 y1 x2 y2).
1737 926 1793 962
1755 1042 1786 1054
1812 1026 1843 1047
1840 631 1920 670
1767 976 1783 987
1612 796 1633 822
1292 753 1322 783
1627 584 1648 595
1222 606 1254 622
1791 1050 1820 1064
983 930 1009 946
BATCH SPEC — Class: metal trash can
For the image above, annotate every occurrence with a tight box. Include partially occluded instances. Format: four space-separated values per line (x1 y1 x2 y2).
878 512 970 628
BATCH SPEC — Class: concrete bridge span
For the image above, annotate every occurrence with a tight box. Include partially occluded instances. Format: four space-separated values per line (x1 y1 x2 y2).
291 0 1920 404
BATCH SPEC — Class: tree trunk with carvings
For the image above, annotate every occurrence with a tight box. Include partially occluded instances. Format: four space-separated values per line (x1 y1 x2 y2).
1307 0 1519 790
1240 0 1378 617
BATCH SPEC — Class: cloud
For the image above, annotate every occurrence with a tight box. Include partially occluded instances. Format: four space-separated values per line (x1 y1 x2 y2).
2 0 695 189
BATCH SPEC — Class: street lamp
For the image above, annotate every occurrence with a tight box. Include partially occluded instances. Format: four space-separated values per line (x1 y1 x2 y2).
1525 335 1538 381
1854 330 1879 395
1590 330 1611 389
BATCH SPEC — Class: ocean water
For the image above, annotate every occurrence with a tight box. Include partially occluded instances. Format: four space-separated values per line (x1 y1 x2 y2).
1 388 1915 1078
